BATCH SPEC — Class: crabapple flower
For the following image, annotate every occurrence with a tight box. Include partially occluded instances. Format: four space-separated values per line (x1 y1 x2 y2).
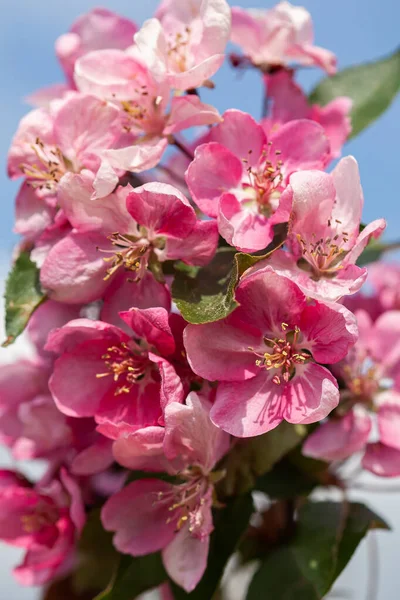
47 308 185 440
56 8 138 85
304 309 400 476
102 393 230 592
230 2 336 74
0 468 85 586
74 49 221 186
186 109 329 252
184 268 358 437
134 0 232 91
262 70 352 159
267 156 386 301
8 93 121 194
40 175 218 304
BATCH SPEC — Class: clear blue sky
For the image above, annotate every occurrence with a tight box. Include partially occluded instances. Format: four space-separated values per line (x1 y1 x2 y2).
0 0 399 259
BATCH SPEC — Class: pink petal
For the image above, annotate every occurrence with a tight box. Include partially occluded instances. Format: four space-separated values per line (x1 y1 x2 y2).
298 301 358 364
362 443 400 477
45 318 126 355
71 438 114 475
163 523 210 592
377 391 400 451
184 317 262 382
53 94 121 170
112 426 167 471
210 109 266 166
119 308 175 356
40 231 111 304
303 407 371 461
56 8 137 80
126 182 196 238
49 339 115 417
218 193 273 252
270 119 330 175
169 54 225 91
331 156 364 239
283 364 339 425
164 393 229 472
165 219 219 266
14 183 55 240
101 271 171 330
343 218 386 266
165 96 221 135
101 479 177 555
210 372 284 437
186 142 243 218
102 137 169 173
236 267 306 332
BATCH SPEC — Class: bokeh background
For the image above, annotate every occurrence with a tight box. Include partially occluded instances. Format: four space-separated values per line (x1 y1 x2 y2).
0 1 399 598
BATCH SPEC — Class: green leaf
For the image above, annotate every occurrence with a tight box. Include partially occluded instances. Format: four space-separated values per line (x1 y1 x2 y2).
73 509 119 594
172 227 286 325
3 252 46 346
95 553 166 600
43 577 94 600
247 501 389 600
170 493 254 599
357 238 400 266
219 422 307 497
255 460 317 500
172 247 239 324
309 48 400 138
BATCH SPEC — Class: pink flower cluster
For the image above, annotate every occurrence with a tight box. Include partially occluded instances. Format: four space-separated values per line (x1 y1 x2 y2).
0 1 393 595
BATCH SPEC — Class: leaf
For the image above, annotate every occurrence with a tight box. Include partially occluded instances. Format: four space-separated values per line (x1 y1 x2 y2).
172 227 286 325
246 501 389 600
73 509 119 594
95 553 166 600
219 422 307 497
255 460 317 500
172 247 239 324
170 493 254 599
3 252 46 346
357 238 400 266
309 48 400 138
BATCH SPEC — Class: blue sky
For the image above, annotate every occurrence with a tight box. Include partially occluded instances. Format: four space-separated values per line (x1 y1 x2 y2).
0 2 399 599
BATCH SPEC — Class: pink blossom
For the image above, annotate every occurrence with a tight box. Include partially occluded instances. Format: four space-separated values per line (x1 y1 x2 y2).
303 406 372 462
368 262 400 312
47 307 185 439
184 268 357 437
304 310 400 476
262 70 352 159
134 0 232 91
8 94 121 193
56 8 138 85
186 109 329 252
40 175 218 304
102 393 229 591
231 2 336 74
74 49 221 185
0 468 85 586
267 157 386 301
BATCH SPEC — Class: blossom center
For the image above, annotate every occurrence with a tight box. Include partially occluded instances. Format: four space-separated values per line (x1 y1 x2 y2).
251 323 309 385
296 221 350 276
167 28 192 73
20 500 59 534
99 232 153 281
155 466 224 538
19 137 70 191
242 145 283 217
96 342 148 395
